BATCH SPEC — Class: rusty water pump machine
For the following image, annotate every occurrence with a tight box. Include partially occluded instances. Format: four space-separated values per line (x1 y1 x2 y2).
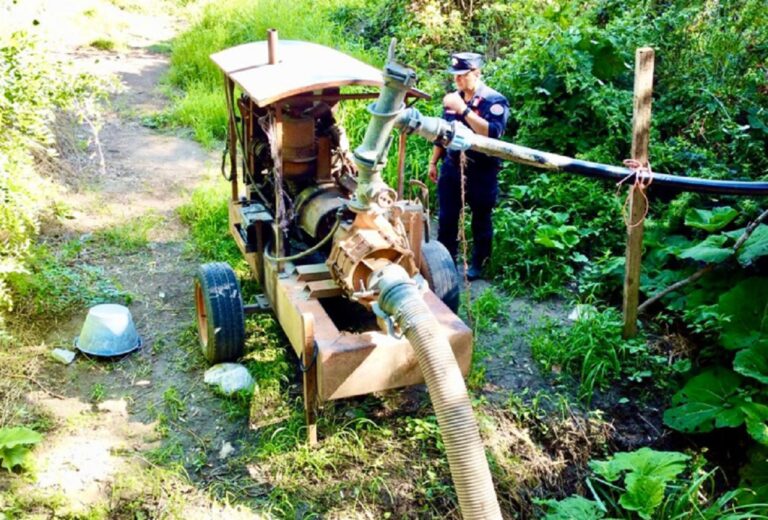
192 33 502 519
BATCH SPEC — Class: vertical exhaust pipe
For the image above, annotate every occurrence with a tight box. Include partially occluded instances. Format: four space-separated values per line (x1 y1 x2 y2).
268 29 278 64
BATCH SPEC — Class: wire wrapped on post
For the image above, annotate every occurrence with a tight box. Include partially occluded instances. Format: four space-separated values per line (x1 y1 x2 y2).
618 158 655 228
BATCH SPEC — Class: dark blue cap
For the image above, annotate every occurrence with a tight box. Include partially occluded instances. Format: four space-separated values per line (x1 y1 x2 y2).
447 52 484 75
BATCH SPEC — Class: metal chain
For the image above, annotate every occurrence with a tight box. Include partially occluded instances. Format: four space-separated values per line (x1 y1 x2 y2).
458 151 474 327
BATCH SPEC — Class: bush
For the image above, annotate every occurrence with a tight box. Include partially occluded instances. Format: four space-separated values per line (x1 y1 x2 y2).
0 31 106 327
332 0 768 295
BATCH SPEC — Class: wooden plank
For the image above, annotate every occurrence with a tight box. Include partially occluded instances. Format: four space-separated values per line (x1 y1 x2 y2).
210 41 430 108
305 279 342 299
317 136 332 183
623 47 655 339
302 313 318 446
296 263 331 282
264 260 340 357
262 260 473 406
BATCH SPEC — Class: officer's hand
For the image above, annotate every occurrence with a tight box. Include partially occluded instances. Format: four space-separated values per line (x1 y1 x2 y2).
428 162 438 183
443 92 466 113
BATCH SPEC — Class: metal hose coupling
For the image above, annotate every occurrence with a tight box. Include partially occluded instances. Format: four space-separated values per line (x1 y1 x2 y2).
397 107 473 151
375 265 502 520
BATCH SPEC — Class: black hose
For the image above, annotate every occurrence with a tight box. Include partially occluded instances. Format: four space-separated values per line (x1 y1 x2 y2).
472 134 768 196
399 108 768 196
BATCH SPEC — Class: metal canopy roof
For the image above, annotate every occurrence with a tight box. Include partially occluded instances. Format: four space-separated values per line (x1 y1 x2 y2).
210 40 427 107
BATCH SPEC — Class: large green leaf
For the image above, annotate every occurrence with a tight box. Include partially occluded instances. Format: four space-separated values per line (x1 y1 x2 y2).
534 224 579 250
664 369 768 445
718 278 768 350
738 225 768 266
541 496 605 520
734 342 768 384
685 207 739 232
0 445 30 471
0 427 42 472
589 448 689 519
678 234 732 263
744 403 768 446
0 427 42 449
663 368 744 433
590 447 689 482
620 474 665 520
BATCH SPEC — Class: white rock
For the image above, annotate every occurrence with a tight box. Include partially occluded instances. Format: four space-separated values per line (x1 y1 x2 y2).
50 348 76 365
568 304 598 322
219 441 235 460
204 363 255 395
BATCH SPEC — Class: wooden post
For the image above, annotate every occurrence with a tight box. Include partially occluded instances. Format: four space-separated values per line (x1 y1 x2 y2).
301 313 318 447
623 47 655 338
226 78 239 202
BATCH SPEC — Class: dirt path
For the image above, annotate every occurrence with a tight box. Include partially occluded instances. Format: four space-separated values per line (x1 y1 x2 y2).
8 35 264 517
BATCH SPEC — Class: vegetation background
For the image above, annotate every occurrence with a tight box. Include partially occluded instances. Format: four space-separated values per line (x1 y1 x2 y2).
1 0 767 518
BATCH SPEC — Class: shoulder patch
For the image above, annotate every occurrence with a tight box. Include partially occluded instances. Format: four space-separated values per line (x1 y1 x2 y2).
490 103 505 116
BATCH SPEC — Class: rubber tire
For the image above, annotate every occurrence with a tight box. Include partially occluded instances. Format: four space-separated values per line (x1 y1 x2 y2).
194 262 246 364
420 240 460 313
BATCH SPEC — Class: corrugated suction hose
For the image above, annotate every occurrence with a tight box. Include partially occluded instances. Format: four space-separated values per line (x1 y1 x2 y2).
378 269 502 519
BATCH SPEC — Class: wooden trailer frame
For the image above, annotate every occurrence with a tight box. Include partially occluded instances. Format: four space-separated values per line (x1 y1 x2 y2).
211 39 473 444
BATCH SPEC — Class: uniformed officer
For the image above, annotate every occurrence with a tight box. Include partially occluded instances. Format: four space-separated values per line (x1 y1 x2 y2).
428 52 509 280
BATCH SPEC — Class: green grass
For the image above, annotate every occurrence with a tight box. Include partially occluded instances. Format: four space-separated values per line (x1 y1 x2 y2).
162 386 186 420
155 307 466 516
529 307 668 403
90 383 106 403
89 38 116 51
92 213 162 254
7 241 131 320
146 40 173 54
167 81 228 148
177 180 244 268
469 286 507 334
465 287 509 389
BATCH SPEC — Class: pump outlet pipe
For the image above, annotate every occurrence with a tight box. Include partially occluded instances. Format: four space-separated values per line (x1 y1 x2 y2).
372 265 502 520
351 40 417 211
397 108 768 196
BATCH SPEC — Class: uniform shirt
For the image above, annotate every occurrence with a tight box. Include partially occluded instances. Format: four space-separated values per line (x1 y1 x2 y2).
442 81 510 172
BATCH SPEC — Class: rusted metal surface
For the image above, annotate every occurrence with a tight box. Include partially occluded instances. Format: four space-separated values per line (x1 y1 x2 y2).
327 211 418 308
267 29 278 65
260 258 471 402
213 38 469 445
211 41 428 108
